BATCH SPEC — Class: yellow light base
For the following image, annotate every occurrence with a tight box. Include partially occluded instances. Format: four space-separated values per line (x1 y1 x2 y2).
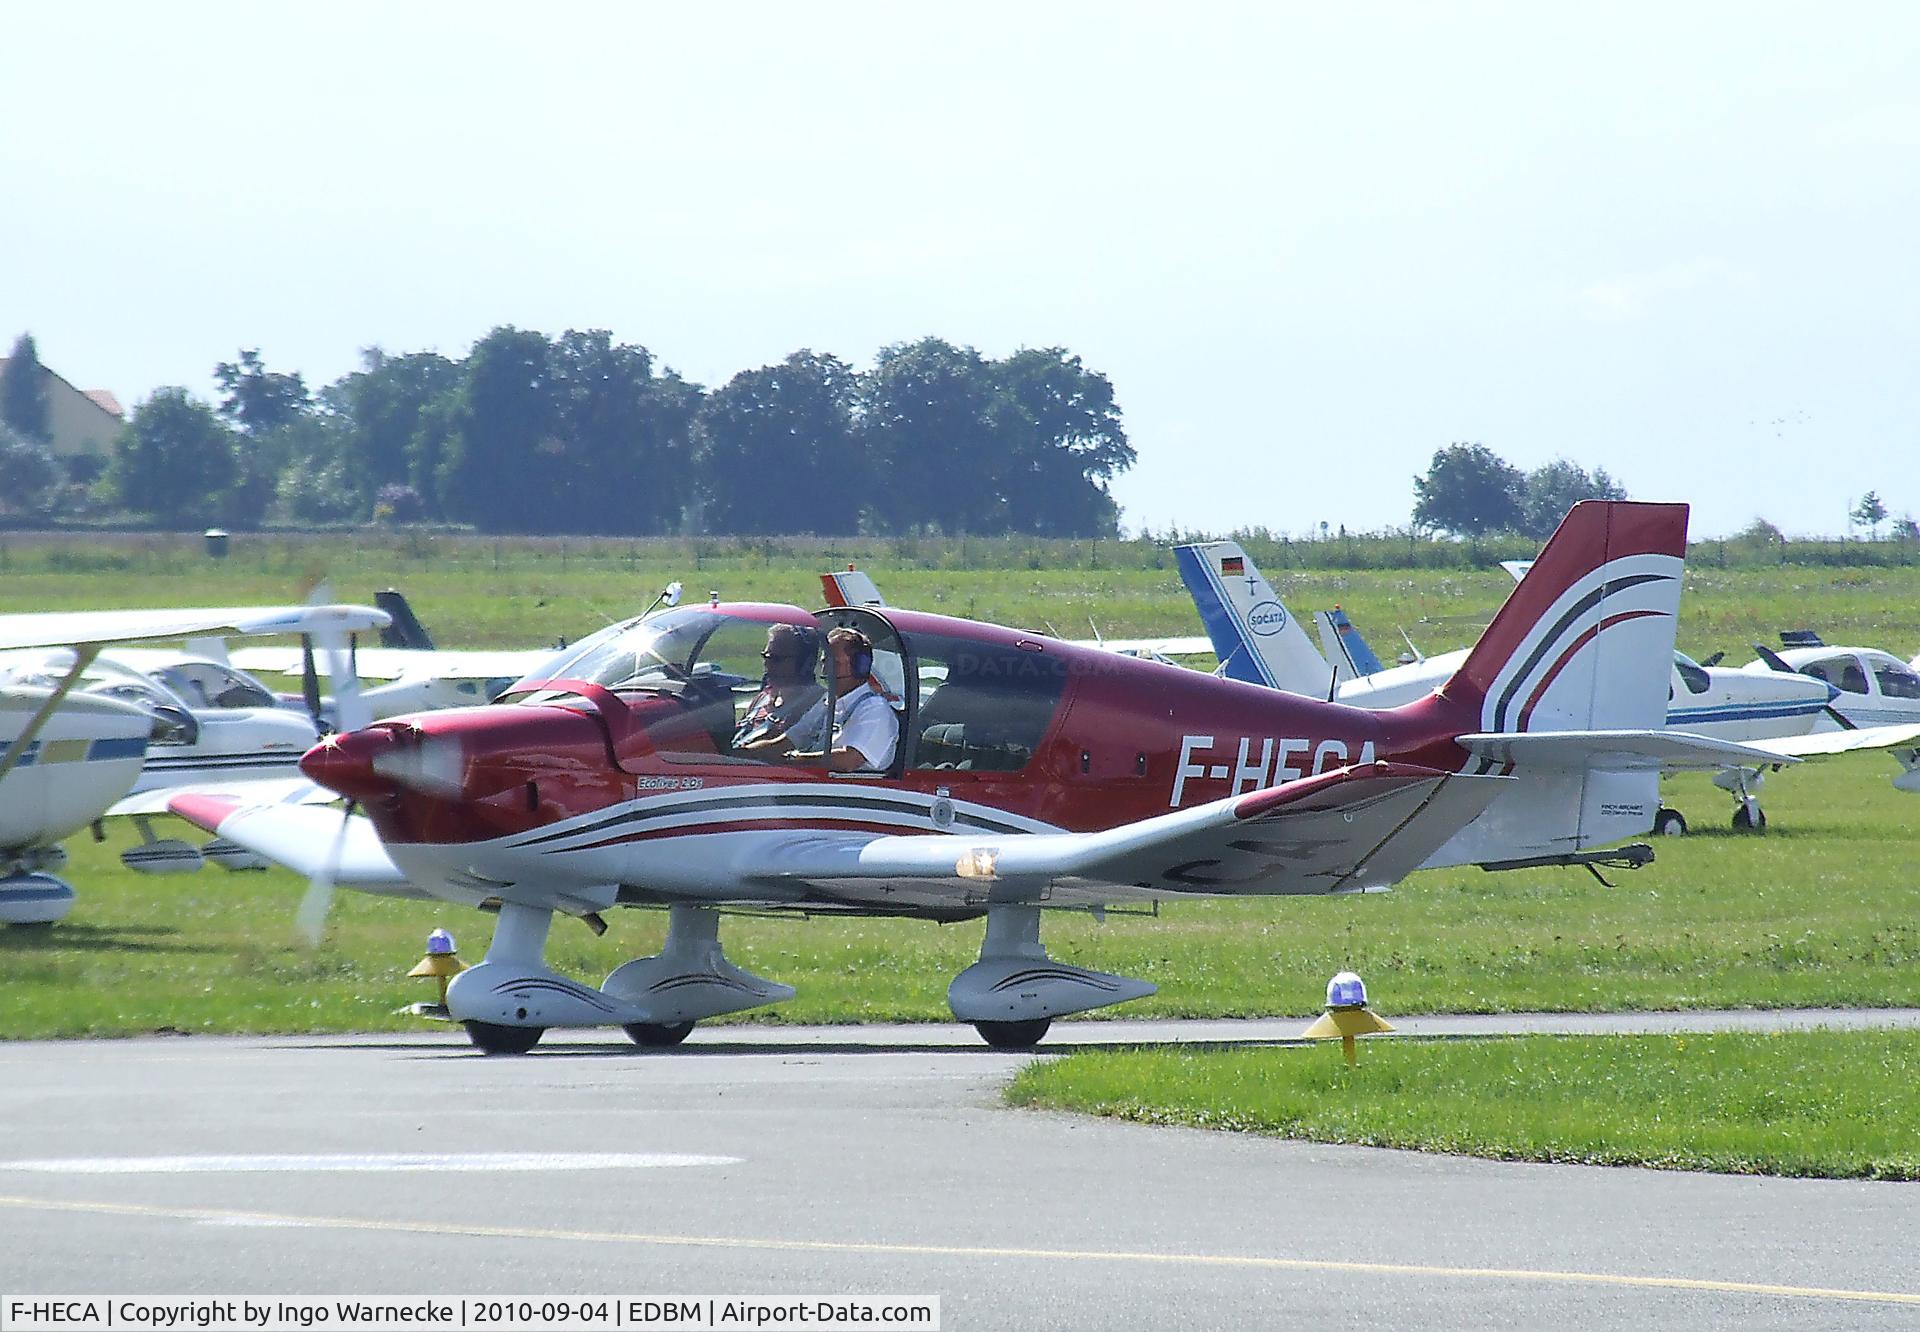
1301 1005 1395 1066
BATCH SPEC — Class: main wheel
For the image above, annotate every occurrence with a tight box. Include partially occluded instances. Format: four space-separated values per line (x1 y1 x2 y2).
1653 808 1688 837
623 1021 695 1048
1732 805 1768 833
974 1018 1052 1049
463 1020 545 1054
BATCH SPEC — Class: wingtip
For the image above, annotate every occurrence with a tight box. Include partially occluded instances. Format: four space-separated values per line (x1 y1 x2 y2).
166 792 244 833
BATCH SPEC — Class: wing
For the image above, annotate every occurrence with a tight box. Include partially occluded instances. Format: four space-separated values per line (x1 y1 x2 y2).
0 604 389 653
735 762 1509 907
1738 722 1920 759
228 645 553 682
107 776 336 818
1088 635 1218 658
1460 729 1803 772
164 792 423 897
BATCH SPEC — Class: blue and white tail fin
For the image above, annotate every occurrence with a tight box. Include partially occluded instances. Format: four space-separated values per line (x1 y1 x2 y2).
1172 541 1334 695
1314 607 1389 683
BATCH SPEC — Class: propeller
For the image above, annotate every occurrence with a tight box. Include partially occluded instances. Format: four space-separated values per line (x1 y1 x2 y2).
1752 642 1856 730
295 582 375 945
1700 650 1726 668
295 798 357 948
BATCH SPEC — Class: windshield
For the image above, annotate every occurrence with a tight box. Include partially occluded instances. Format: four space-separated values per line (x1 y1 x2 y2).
516 607 798 699
0 649 192 714
1671 651 1711 695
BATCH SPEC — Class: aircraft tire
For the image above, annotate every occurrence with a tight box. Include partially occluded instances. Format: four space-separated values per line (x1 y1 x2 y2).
974 1018 1052 1049
622 1021 696 1048
463 1020 545 1054
1731 806 1767 833
1653 808 1688 837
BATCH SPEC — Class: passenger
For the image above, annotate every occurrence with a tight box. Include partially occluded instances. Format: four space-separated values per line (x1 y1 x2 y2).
731 624 824 750
742 627 898 773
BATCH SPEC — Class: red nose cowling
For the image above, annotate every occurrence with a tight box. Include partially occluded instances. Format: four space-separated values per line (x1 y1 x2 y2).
300 727 401 802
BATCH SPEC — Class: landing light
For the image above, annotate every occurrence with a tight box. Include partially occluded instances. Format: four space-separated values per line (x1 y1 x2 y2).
955 847 999 879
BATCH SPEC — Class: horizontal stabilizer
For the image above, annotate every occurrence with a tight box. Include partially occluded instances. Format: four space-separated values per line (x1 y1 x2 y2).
1460 729 1803 773
165 793 422 896
740 762 1510 902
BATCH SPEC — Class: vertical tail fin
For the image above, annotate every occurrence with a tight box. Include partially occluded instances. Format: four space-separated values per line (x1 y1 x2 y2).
374 590 436 651
1315 606 1389 681
1173 541 1333 694
819 566 885 608
1443 501 1689 735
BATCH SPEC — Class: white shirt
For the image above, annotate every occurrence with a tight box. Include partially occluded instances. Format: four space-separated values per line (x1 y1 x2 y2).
790 681 898 771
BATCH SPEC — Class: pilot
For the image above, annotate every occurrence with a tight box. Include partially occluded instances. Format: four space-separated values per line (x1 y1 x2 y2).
731 624 824 749
742 627 898 773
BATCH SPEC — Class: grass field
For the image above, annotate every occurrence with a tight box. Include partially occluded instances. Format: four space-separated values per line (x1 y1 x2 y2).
2 532 1917 1040
1005 1030 1920 1179
1 529 1917 660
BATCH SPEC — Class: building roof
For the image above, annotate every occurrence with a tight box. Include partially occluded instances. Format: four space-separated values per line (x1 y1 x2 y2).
0 359 125 419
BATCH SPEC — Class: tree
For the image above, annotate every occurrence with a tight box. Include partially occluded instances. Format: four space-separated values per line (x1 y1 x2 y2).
104 388 242 527
0 422 58 516
693 351 858 534
324 347 462 517
1411 443 1524 536
1 332 51 443
1851 490 1888 539
858 338 997 533
435 327 558 532
214 349 310 435
1518 458 1628 538
988 348 1133 537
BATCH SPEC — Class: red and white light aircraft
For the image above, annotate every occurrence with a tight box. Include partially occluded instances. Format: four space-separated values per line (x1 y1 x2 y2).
175 502 1787 1052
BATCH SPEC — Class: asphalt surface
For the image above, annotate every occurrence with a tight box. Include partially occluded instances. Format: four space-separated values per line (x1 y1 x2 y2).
2 1013 1918 1330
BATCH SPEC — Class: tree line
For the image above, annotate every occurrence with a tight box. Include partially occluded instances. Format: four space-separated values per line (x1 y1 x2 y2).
0 329 1134 538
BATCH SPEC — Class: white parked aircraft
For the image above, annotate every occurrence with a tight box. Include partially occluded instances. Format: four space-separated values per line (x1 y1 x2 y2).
1175 540 1918 831
1743 633 1920 794
229 585 686 720
0 601 387 923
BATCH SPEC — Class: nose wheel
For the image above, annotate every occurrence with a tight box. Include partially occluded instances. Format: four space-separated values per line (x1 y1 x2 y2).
623 1021 696 1047
973 1018 1053 1049
463 1020 545 1055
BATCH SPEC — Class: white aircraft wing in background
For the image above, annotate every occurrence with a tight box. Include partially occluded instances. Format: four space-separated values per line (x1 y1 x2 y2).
0 604 389 654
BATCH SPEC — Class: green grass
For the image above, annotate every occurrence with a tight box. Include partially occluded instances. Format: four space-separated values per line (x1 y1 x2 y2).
1 530 1917 658
3 753 1916 1039
1006 1030 1920 1179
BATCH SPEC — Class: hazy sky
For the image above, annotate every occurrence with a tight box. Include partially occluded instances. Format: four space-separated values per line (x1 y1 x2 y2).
5 3 1916 539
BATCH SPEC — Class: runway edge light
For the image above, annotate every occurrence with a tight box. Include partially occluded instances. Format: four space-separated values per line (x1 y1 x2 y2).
404 928 467 1018
1301 970 1393 1066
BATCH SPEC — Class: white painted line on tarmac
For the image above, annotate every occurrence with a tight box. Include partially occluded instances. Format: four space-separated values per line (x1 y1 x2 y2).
0 1152 740 1174
0 1193 1916 1309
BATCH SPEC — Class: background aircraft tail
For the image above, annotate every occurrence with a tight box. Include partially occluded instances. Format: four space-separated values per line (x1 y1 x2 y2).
375 590 436 650
1314 607 1389 682
1173 541 1332 694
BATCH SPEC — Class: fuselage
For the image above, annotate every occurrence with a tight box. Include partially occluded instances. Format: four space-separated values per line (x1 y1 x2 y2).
0 688 150 855
1742 646 1920 731
305 603 1475 911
